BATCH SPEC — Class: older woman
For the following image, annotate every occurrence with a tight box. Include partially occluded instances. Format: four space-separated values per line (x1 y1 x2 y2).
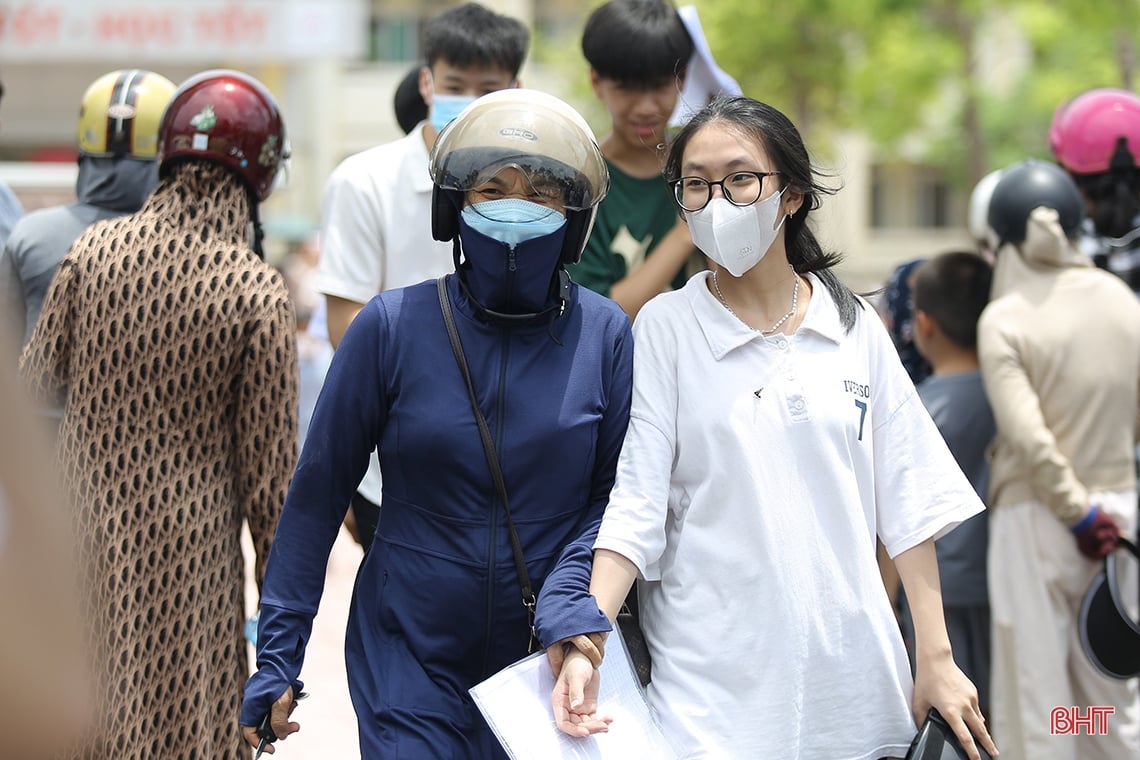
241 89 633 758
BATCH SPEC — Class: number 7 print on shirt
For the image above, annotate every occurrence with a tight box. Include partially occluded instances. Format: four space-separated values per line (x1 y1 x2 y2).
843 379 871 441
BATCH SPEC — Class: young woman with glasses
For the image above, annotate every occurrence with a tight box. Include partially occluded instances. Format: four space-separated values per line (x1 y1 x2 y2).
535 96 999 760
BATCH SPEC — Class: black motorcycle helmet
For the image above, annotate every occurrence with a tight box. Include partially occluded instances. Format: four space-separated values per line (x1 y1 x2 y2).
987 159 1085 246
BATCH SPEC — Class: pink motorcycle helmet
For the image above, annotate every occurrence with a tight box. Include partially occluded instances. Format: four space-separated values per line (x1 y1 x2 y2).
1049 88 1140 175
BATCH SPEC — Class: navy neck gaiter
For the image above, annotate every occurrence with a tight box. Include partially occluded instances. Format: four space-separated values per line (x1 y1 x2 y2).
455 214 568 319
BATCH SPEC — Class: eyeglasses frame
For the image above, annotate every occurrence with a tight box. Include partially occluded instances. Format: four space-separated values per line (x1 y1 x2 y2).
667 170 783 212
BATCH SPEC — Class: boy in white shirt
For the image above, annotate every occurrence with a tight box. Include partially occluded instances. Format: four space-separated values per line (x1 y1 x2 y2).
316 3 528 549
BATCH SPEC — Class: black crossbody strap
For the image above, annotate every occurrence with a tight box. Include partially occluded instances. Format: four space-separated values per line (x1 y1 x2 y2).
437 276 538 651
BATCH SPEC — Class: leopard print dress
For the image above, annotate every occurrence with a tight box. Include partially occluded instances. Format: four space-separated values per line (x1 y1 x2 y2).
20 162 298 760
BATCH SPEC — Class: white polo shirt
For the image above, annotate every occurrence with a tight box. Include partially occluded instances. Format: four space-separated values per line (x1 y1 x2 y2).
316 124 455 504
595 271 983 759
317 123 454 302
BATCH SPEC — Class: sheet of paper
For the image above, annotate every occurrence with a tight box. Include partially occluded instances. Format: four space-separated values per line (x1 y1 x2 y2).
470 624 679 759
668 5 744 127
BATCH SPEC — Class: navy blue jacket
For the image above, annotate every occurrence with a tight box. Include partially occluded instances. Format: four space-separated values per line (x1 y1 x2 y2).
241 273 632 757
533 520 617 651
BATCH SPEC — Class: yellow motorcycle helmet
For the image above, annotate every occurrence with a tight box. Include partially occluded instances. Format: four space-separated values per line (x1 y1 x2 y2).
77 69 176 159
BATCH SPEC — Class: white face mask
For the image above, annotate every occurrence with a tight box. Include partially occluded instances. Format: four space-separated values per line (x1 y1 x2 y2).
686 188 787 277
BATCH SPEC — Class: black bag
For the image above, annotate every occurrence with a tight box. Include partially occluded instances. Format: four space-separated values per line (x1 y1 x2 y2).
904 708 992 760
617 588 651 687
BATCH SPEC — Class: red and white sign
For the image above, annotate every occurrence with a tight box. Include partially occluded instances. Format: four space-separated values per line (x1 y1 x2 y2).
0 0 366 62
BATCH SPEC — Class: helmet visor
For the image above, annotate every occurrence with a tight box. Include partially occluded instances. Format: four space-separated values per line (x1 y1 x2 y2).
429 90 609 212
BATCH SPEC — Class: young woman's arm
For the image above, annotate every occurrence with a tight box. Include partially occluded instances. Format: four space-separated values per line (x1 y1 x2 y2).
894 539 999 760
545 301 679 736
550 549 639 737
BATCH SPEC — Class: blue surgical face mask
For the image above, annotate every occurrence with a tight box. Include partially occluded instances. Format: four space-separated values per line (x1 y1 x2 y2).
430 93 477 133
460 198 567 249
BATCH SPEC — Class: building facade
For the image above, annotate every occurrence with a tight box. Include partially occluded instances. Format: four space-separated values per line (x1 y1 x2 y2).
0 0 971 286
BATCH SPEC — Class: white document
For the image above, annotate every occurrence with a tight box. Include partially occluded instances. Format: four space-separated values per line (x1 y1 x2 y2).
669 5 745 127
470 624 679 759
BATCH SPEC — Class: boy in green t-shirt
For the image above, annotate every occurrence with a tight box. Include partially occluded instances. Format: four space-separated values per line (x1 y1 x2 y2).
571 0 697 319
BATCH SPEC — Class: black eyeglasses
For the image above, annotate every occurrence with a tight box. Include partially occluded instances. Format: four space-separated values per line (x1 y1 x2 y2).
668 171 782 212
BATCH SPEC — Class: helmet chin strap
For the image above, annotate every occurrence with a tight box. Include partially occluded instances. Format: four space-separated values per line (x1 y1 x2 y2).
249 200 265 260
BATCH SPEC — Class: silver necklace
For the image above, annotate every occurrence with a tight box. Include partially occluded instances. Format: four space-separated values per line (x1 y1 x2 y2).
712 267 799 335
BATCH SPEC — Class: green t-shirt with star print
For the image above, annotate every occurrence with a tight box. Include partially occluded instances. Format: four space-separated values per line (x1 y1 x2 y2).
568 158 688 298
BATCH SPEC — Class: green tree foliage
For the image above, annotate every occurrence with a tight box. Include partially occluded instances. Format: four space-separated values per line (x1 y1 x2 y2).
531 0 1140 188
690 0 1140 185
693 0 865 137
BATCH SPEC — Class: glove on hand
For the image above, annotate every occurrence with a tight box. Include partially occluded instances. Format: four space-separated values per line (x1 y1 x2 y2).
1071 506 1120 560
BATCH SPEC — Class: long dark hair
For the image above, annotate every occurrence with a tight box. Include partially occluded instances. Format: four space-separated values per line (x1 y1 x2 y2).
665 96 861 332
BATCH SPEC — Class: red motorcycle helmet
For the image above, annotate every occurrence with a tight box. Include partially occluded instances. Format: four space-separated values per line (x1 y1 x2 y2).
157 69 286 201
1049 88 1140 175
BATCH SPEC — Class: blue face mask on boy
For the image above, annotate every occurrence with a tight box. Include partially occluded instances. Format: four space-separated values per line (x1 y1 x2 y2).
460 198 567 249
430 93 477 133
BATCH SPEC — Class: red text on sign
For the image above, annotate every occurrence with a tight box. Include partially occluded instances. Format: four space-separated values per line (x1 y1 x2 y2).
1050 706 1114 736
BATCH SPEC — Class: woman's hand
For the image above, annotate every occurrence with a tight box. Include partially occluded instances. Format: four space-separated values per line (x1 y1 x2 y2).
895 538 998 758
240 686 303 754
551 648 612 737
913 651 998 759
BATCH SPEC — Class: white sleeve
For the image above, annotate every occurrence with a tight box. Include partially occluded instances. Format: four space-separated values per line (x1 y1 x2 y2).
594 302 679 581
315 157 386 304
866 317 985 558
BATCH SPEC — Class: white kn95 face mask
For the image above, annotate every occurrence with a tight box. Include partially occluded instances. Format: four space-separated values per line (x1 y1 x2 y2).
686 188 787 277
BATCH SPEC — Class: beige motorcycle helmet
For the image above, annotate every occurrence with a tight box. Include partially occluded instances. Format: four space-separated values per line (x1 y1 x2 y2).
429 88 609 265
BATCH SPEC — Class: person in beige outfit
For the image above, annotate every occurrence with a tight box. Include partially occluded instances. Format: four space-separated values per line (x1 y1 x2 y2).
19 70 297 759
979 159 1140 760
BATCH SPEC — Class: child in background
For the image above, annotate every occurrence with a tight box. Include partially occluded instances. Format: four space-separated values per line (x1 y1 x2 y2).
911 250 996 718
570 0 698 319
877 257 932 386
875 257 931 640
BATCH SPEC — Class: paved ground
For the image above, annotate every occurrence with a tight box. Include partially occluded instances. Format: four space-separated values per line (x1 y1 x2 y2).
243 525 363 758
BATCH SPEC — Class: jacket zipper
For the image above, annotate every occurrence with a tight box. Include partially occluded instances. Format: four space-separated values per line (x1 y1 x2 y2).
480 327 511 676
506 248 517 303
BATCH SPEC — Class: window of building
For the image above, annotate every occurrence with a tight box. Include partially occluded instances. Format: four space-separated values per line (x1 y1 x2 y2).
870 168 887 228
870 165 955 229
369 15 420 62
917 177 952 228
